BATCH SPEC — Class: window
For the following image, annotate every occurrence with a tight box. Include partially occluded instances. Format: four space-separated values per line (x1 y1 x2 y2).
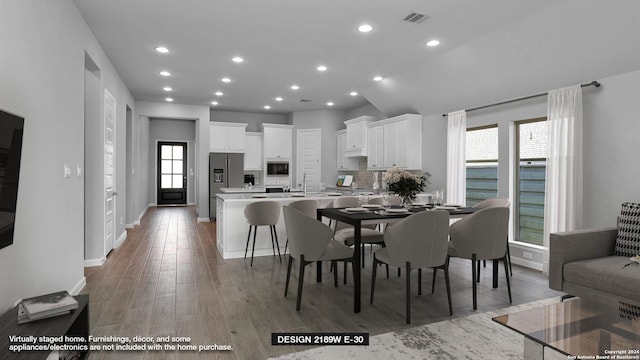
465 126 498 206
515 119 547 245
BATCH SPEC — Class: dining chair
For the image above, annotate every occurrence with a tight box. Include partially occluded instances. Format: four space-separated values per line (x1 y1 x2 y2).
283 206 354 311
283 199 319 255
443 206 511 310
332 196 384 270
244 201 282 266
473 197 512 276
370 210 452 324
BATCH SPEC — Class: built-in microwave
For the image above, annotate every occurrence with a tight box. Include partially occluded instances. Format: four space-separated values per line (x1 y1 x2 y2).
266 161 289 176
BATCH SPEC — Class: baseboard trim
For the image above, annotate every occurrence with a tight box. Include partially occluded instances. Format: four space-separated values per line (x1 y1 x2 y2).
70 276 87 295
126 224 134 229
197 217 210 223
115 231 127 248
188 202 195 205
510 257 543 271
84 258 105 267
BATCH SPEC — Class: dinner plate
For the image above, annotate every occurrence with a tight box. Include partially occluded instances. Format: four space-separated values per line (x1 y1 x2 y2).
411 203 427 207
362 204 383 209
434 206 457 210
326 192 342 196
251 194 268 198
385 208 409 213
290 193 305 197
344 207 369 212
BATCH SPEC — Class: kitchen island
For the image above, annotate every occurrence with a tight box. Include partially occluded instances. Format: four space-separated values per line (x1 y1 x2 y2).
215 192 342 259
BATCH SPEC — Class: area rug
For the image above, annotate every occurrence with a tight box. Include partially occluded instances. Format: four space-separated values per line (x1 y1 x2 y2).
270 297 561 360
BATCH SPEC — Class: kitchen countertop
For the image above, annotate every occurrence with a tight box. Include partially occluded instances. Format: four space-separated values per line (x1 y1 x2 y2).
216 192 379 202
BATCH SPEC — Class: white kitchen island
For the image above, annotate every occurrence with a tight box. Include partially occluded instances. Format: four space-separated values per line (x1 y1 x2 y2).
215 193 339 259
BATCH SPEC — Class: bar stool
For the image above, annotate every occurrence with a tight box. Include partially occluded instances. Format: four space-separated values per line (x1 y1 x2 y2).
244 201 282 266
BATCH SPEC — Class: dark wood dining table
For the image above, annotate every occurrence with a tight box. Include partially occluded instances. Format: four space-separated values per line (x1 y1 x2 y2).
317 205 480 313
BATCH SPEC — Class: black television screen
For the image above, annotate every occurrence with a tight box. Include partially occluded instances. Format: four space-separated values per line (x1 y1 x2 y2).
0 109 24 250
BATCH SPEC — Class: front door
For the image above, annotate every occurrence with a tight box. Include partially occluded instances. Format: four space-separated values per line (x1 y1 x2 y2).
157 142 187 205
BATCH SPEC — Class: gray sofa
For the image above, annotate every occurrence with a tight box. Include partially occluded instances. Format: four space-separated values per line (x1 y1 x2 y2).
549 227 640 302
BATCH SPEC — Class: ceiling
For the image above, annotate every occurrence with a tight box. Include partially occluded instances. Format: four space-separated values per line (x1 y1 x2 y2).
73 0 562 114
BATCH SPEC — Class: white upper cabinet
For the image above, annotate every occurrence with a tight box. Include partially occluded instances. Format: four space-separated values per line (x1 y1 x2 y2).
367 114 422 170
209 122 247 153
366 125 384 170
336 130 359 171
262 123 293 159
244 132 263 170
344 116 376 157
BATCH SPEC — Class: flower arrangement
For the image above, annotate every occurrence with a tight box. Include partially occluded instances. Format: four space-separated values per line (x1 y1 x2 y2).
384 167 430 205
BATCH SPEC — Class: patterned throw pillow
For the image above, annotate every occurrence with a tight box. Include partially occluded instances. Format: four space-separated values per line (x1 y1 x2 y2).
614 202 640 257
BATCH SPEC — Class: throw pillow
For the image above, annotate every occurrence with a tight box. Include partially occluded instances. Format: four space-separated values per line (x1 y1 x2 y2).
614 202 640 257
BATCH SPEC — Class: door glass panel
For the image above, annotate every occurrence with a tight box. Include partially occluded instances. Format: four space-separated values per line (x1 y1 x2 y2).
172 175 183 188
161 175 172 189
172 160 183 173
161 160 172 173
161 145 172 159
172 146 183 160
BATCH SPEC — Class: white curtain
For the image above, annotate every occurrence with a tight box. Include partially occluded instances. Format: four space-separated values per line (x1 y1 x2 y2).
447 110 466 205
543 85 583 275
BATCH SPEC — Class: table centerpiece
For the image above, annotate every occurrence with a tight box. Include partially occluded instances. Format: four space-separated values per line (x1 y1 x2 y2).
384 167 430 207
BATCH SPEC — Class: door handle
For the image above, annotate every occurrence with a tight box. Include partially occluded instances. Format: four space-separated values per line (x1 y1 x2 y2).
112 192 118 196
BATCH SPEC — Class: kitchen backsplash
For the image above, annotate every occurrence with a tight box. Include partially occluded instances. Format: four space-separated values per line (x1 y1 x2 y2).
341 158 430 192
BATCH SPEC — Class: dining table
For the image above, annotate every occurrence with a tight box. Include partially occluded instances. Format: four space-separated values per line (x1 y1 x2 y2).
317 205 481 313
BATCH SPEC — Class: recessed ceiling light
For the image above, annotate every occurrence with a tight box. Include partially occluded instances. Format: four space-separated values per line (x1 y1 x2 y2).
211 101 218 106
316 65 327 72
327 102 334 107
163 86 173 92
160 71 171 77
426 39 440 47
373 76 383 82
232 56 244 63
221 77 231 83
264 105 271 110
290 85 300 90
275 97 283 102
155 46 169 53
165 97 174 102
350 91 358 96
215 91 223 96
358 24 373 33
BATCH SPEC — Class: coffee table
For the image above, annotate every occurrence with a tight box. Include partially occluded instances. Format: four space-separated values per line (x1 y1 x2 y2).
493 295 640 360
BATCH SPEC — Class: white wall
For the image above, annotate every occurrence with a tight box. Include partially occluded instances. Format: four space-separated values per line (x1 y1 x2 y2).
135 102 210 220
211 110 289 132
0 0 134 311
136 116 151 221
291 110 346 186
148 119 196 204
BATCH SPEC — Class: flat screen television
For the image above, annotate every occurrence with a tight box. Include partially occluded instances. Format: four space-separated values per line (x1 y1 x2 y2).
0 109 24 250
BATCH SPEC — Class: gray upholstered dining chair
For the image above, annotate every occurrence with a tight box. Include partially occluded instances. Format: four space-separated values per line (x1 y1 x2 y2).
370 210 452 324
332 196 384 270
444 206 511 310
473 197 512 276
243 201 282 266
283 206 354 311
283 199 319 254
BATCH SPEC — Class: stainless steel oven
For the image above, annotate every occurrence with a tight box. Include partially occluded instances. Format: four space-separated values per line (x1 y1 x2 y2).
266 161 289 176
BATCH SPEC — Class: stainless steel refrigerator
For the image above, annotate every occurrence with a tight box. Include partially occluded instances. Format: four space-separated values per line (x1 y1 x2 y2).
209 153 244 219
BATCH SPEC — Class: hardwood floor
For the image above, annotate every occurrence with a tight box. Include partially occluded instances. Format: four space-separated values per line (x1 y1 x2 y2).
82 206 562 359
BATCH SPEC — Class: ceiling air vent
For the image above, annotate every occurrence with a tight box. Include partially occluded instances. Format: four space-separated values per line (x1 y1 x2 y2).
299 99 312 103
403 12 426 23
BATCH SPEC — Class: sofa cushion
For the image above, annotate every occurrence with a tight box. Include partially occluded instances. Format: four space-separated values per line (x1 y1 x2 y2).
615 202 640 257
563 256 640 301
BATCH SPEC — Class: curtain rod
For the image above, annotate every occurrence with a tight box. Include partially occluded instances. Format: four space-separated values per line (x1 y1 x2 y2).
441 81 600 117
